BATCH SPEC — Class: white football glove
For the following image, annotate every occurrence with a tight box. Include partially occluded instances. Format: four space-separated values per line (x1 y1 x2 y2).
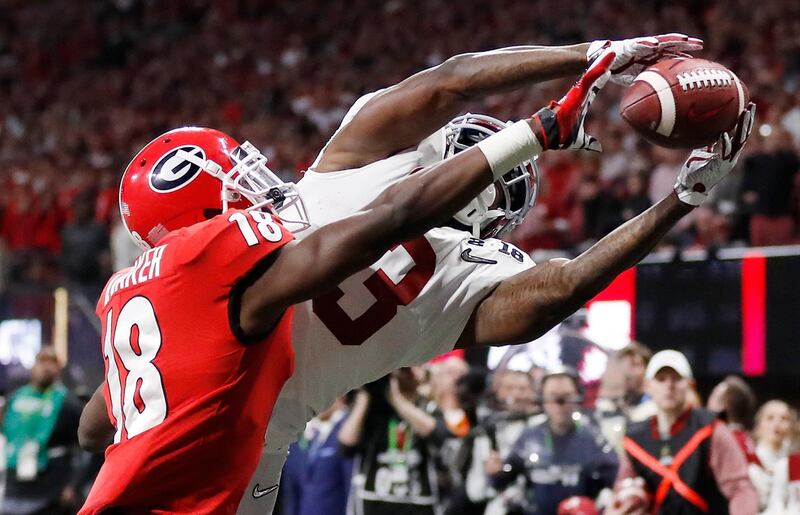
674 103 756 206
587 33 704 86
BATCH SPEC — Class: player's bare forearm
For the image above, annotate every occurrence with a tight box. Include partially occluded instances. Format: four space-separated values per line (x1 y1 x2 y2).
78 384 115 453
462 193 693 347
389 392 437 437
445 44 590 98
240 148 494 333
316 44 589 172
337 391 370 448
567 193 692 298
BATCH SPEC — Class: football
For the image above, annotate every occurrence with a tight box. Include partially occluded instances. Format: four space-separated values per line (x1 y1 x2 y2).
620 58 749 149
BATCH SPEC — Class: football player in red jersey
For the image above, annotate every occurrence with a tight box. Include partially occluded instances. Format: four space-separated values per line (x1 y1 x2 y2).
76 51 618 514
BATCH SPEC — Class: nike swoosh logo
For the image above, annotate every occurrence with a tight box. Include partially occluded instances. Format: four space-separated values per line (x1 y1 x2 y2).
252 483 280 499
686 100 731 123
460 248 497 265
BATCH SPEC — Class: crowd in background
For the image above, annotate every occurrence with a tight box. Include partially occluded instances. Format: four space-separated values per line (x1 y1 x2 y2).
1 0 800 514
268 339 800 515
1 0 800 289
2 336 798 514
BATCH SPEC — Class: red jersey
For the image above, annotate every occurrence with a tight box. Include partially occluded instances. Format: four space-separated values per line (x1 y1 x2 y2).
81 210 294 514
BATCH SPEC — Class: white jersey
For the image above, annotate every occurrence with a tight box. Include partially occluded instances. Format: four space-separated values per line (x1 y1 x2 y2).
238 94 535 514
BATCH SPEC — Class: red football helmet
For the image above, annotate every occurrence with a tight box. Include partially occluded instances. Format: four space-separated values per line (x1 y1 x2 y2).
119 127 307 249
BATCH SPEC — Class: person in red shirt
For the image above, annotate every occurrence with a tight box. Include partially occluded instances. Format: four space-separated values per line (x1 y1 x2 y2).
76 55 615 514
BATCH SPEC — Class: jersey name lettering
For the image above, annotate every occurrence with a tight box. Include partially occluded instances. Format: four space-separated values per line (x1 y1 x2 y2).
104 245 167 306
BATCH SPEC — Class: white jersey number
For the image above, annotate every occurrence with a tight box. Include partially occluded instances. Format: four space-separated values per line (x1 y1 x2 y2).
103 296 167 442
312 237 436 345
229 211 283 246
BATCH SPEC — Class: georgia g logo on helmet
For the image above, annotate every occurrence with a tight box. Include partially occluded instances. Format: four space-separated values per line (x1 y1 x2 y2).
149 145 206 193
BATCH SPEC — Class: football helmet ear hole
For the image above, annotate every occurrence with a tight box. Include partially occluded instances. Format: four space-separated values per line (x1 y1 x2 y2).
203 208 223 220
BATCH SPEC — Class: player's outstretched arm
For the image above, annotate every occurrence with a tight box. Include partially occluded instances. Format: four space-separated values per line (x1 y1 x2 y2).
315 44 588 172
238 55 616 337
459 104 755 348
315 34 702 173
78 383 115 452
239 147 496 335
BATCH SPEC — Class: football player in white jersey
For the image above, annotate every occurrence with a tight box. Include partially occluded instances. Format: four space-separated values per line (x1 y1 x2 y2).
240 35 755 514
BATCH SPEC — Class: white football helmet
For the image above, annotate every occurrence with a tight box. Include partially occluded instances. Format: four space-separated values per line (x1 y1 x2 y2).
444 114 540 238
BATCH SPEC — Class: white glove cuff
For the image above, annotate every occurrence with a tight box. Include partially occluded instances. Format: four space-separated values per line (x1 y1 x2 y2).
674 181 706 206
587 40 611 63
476 120 542 180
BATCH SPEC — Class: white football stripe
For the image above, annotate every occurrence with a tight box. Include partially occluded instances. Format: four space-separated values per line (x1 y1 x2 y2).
731 71 745 115
635 71 676 137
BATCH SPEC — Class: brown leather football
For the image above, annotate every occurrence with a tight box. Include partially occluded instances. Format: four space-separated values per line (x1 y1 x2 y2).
620 58 749 149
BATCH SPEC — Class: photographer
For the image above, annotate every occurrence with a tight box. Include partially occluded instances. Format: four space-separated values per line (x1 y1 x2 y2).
339 368 453 515
457 367 537 514
487 368 618 514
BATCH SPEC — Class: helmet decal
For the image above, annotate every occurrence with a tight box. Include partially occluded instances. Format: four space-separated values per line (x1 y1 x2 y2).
149 145 206 193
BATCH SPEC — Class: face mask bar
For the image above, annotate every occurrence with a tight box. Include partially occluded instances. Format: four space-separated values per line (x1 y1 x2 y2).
445 114 540 238
495 159 539 238
189 142 311 231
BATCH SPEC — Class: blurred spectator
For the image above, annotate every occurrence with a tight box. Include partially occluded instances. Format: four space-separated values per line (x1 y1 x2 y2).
749 400 798 509
454 369 486 433
620 172 652 223
648 148 684 207
763 445 800 513
616 350 758 515
598 127 629 184
596 341 654 454
442 369 487 515
691 204 734 248
740 129 800 246
755 399 800 514
617 342 653 421
425 357 471 513
490 367 538 416
109 217 140 272
488 368 618 515
59 192 110 301
1 348 82 515
278 397 352 515
459 368 537 514
754 401 797 467
340 369 453 515
428 357 470 439
571 155 622 249
707 376 759 464
763 424 800 515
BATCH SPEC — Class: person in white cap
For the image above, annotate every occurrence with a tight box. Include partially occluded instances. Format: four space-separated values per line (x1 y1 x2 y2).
610 350 759 515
